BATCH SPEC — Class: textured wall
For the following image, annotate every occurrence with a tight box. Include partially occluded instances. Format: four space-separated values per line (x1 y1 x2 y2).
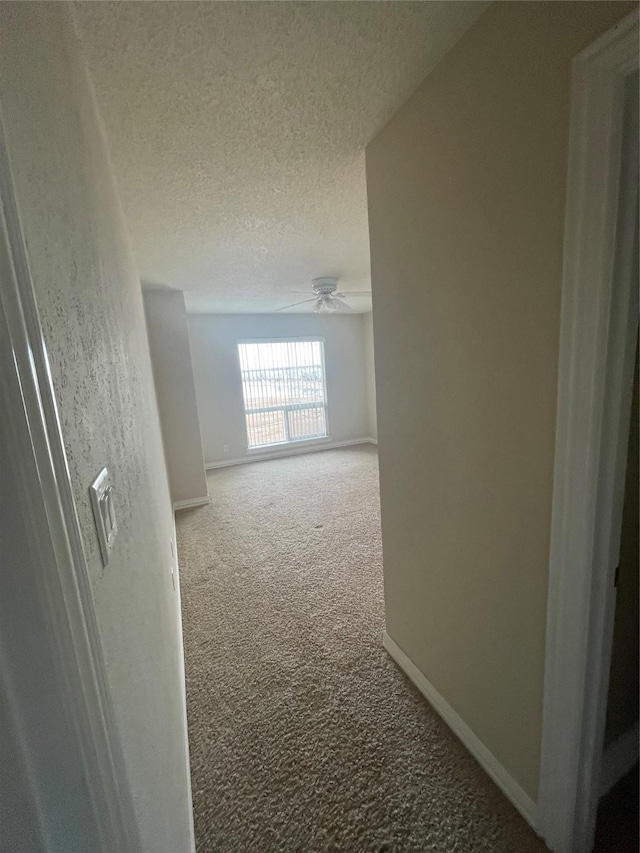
144 289 208 504
0 5 194 851
188 313 370 465
366 1 634 800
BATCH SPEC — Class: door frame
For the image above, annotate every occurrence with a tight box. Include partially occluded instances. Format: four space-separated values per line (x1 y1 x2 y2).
0 106 139 851
537 10 639 853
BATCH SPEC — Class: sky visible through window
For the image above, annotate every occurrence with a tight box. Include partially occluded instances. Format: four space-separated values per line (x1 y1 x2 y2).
238 340 321 371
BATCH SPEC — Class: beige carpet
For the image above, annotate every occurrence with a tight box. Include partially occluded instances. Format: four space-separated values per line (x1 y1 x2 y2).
176 446 547 852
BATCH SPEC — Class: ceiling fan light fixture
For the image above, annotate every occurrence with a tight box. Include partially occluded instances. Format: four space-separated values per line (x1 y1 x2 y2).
314 295 338 313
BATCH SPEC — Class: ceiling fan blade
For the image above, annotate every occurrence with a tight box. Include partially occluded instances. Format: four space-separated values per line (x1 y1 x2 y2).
336 291 371 296
331 297 351 311
275 298 316 311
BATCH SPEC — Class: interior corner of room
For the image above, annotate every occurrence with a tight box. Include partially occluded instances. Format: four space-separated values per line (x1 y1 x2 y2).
143 303 379 498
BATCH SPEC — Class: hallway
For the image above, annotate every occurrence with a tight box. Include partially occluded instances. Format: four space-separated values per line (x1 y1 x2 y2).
176 446 545 852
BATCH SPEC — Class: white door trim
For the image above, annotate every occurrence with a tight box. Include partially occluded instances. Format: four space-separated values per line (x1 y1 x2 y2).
537 11 638 853
0 107 139 851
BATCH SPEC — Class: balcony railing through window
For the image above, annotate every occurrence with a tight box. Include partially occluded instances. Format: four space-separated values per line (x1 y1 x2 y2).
237 340 328 449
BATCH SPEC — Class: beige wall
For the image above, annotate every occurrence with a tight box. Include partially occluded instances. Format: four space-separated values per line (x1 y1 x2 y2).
144 289 208 504
363 313 378 440
188 313 370 465
366 0 634 800
0 4 194 851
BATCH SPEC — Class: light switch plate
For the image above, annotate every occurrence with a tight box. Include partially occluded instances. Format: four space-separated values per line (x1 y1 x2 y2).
89 467 117 566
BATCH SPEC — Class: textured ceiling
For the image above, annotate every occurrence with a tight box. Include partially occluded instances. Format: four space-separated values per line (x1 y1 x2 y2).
75 1 486 314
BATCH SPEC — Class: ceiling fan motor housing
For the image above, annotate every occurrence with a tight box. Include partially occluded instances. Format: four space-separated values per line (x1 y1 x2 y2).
311 277 339 296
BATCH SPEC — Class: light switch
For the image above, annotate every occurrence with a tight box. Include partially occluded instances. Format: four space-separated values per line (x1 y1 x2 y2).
89 467 117 566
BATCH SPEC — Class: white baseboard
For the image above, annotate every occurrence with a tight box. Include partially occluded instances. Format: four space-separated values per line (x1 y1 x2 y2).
382 631 537 828
599 723 639 797
205 437 377 470
173 496 210 511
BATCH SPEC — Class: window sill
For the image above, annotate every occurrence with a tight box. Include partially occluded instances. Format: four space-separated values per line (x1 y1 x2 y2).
247 435 332 454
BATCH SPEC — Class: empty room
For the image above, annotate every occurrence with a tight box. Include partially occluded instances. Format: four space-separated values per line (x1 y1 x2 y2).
1 3 638 853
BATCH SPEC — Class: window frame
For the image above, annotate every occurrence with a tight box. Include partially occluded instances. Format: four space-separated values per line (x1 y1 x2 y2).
236 336 331 452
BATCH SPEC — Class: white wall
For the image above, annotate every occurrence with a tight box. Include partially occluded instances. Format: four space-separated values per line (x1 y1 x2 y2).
143 289 208 504
0 5 194 851
188 313 370 465
363 313 378 440
366 0 634 801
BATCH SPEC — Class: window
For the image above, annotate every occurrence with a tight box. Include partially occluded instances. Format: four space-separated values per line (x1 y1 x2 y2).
237 339 328 449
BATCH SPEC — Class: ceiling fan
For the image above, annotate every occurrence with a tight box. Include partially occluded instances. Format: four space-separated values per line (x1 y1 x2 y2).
276 277 371 313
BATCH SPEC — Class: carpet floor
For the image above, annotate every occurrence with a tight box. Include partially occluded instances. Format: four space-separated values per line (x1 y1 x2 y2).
176 446 547 852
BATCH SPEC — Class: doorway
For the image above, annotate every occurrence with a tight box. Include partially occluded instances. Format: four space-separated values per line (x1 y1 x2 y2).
594 338 639 853
538 17 639 853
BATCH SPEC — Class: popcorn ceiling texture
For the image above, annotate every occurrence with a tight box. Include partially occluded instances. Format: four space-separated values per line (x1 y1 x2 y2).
0 5 193 851
74 1 486 313
176 447 547 852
